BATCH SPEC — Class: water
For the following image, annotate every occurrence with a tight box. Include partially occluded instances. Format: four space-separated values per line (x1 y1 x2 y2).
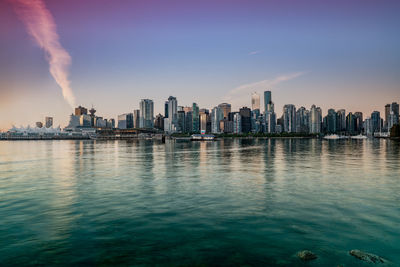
0 139 399 266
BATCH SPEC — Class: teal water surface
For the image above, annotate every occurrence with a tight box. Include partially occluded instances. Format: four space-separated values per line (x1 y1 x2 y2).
0 139 399 266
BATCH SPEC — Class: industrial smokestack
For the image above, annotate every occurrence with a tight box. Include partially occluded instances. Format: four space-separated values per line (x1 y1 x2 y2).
10 0 76 109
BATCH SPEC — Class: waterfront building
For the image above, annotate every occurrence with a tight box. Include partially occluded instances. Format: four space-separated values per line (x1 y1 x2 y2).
387 102 399 131
118 113 133 129
177 110 186 133
346 112 356 134
283 104 296 133
192 103 200 133
139 99 154 128
233 113 242 134
185 111 193 133
239 107 251 133
251 92 260 111
75 106 87 116
164 101 169 118
371 111 381 134
385 104 390 130
251 109 261 133
94 117 107 128
164 96 178 132
36 122 43 128
80 114 91 128
336 109 346 133
310 105 322 134
211 106 224 133
109 118 115 129
133 110 140 128
265 111 276 133
45 117 53 128
264 91 272 113
364 117 373 136
218 103 231 119
220 119 233 133
296 107 309 133
325 109 337 134
89 107 96 126
154 114 164 130
354 112 363 133
199 109 209 133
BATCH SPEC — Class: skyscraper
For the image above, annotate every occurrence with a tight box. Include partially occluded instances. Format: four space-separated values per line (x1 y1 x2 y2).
192 103 200 133
199 109 209 134
251 92 260 111
296 107 309 133
154 114 164 130
164 96 178 132
218 103 231 119
283 104 296 133
336 109 346 133
325 109 337 134
75 106 87 116
264 91 272 113
133 109 140 128
239 107 251 133
371 111 381 134
211 106 224 133
139 99 154 128
118 113 133 129
310 105 322 134
233 113 242 134
45 117 53 128
388 102 399 131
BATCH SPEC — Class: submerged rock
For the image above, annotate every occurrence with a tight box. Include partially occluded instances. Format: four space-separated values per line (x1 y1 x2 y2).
297 250 317 261
349 250 386 264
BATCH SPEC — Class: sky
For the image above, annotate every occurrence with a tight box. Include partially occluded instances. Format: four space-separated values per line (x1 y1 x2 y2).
1 0 399 130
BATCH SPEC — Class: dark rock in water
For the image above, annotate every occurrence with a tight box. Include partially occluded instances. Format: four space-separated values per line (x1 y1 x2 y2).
297 250 317 261
349 250 386 264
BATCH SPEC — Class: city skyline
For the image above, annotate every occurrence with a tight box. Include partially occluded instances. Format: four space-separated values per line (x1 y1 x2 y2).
1 0 400 130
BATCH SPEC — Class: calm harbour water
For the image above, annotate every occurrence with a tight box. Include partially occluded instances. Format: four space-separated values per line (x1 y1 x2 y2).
0 139 399 266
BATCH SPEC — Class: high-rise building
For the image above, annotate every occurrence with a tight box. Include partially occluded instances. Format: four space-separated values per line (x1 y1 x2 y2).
283 104 296 133
371 111 381 134
310 105 322 134
251 109 261 133
45 117 53 128
326 109 337 134
233 113 242 134
192 103 200 133
251 92 260 111
75 106 87 116
387 102 399 131
164 96 178 132
154 114 164 130
385 104 391 130
296 107 309 133
211 106 224 133
218 103 231 119
354 112 363 133
346 112 356 134
199 109 209 133
118 113 133 129
139 99 154 128
239 107 251 133
185 111 193 133
220 119 233 133
80 114 91 127
133 110 140 128
164 101 169 118
177 111 186 133
264 91 272 113
336 109 346 133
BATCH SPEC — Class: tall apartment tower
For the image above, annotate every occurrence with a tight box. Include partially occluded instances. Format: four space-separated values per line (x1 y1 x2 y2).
218 103 231 119
264 91 272 113
139 99 154 128
251 92 260 111
283 104 296 133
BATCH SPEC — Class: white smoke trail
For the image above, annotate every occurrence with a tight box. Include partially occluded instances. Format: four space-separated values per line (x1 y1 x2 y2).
10 0 76 109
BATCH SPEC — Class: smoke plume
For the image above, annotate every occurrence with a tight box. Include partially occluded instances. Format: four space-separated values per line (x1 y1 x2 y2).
10 0 76 109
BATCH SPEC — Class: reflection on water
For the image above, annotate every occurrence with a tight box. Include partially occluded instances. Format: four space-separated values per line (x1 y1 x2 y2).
0 139 399 266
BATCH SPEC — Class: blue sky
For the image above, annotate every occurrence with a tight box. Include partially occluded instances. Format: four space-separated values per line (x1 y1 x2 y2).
1 0 399 129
